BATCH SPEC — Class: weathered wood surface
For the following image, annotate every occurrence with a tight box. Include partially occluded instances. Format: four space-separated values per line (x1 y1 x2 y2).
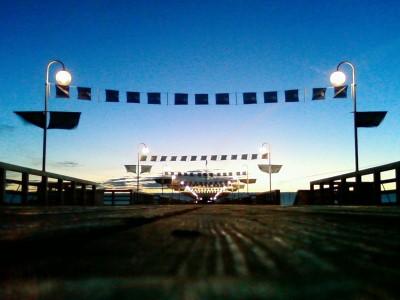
1 205 400 299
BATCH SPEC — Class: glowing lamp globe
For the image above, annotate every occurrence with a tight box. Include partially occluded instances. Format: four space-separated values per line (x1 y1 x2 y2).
141 146 150 154
55 70 72 86
259 146 268 154
330 71 346 87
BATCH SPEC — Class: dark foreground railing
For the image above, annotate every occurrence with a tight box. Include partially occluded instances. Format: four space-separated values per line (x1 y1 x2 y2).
309 161 400 205
0 162 98 205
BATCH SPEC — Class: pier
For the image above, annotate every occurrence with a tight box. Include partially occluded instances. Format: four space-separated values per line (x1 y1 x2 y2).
1 161 400 298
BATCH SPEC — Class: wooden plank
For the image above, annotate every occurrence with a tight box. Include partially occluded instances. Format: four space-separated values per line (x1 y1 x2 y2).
0 205 399 299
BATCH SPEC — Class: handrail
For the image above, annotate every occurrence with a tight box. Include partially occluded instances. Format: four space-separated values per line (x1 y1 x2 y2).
0 161 96 185
309 161 400 205
1 161 97 205
311 161 400 184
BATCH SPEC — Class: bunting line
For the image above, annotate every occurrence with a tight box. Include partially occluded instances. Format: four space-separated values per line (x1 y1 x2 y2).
52 84 348 105
163 171 248 177
138 153 268 162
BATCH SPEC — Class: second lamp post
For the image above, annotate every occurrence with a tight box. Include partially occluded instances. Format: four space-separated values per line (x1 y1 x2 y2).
136 143 149 203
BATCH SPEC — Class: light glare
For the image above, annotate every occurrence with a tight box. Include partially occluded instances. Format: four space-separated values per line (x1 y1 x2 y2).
55 70 72 85
141 147 149 154
259 147 267 154
330 71 346 87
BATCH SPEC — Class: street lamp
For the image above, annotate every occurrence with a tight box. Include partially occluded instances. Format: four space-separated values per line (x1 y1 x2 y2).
171 175 176 200
137 143 149 203
259 142 272 198
241 164 249 195
161 164 169 196
330 61 359 172
180 180 185 201
43 60 72 171
227 180 232 201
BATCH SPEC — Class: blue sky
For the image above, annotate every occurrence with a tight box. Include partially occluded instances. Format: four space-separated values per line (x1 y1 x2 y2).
1 0 399 192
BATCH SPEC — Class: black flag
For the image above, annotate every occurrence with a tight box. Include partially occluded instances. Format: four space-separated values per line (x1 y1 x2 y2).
56 85 70 98
148 92 161 104
264 91 278 103
127 91 140 103
216 93 229 105
312 88 326 100
195 94 208 105
243 92 257 104
105 90 119 102
175 93 188 105
77 87 91 100
334 86 348 98
285 89 299 102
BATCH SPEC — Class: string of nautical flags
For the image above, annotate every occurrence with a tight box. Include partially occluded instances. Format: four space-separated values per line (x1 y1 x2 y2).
125 165 251 177
163 170 249 177
135 153 268 162
51 84 349 105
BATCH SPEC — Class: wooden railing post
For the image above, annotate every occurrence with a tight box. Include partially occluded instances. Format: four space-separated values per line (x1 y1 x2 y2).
111 191 115 206
57 179 64 205
71 181 77 205
373 172 381 205
41 176 48 205
91 184 96 205
396 168 400 204
81 184 87 205
21 172 29 204
329 181 335 204
355 174 362 204
310 183 314 204
319 183 324 204
340 178 347 204
0 167 5 205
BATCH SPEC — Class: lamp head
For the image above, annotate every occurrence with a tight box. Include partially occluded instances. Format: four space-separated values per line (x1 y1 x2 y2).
259 146 268 154
330 71 346 87
141 146 150 154
55 70 72 86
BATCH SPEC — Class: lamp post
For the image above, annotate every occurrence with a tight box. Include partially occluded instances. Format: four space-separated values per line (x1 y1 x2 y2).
137 143 149 203
330 61 358 172
259 142 272 199
236 177 240 200
161 164 170 196
171 175 176 201
227 180 232 202
180 180 185 201
43 60 72 171
241 164 249 195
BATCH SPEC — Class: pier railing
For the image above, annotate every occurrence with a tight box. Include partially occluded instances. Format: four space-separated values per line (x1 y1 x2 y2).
0 162 98 205
310 161 400 205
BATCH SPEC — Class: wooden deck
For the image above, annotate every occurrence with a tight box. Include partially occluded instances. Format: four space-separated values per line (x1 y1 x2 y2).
1 205 399 299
